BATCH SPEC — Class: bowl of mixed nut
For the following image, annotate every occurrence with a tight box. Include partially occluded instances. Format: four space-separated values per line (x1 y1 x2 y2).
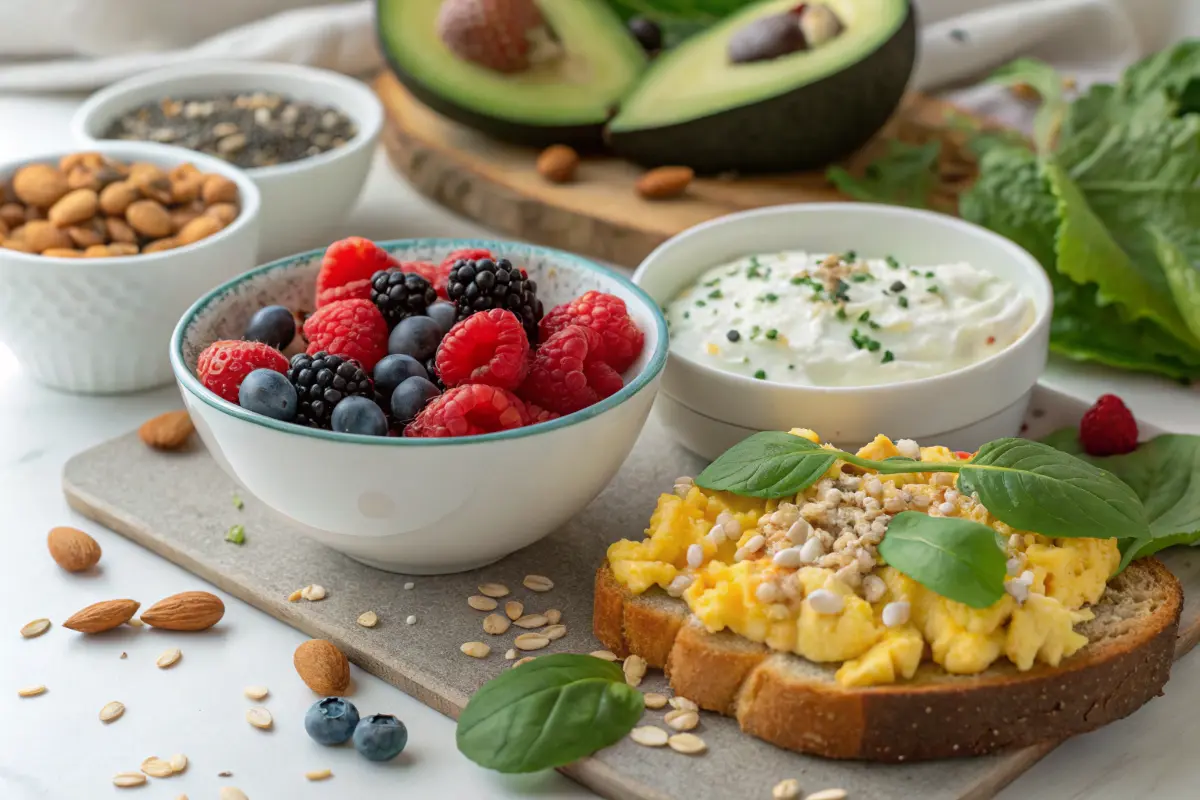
0 143 261 394
71 61 384 258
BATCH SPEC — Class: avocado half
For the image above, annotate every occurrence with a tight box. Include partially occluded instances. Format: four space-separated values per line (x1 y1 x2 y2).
606 0 917 173
376 0 647 149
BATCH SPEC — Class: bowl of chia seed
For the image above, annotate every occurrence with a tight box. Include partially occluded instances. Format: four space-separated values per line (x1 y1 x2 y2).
72 61 383 260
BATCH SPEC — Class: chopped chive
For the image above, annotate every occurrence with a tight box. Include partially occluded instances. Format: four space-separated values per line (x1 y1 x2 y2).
788 364 796 370
832 280 851 303
836 306 848 321
750 324 762 339
742 356 750 364
898 296 909 308
765 329 778 340
703 277 721 287
754 369 767 380
225 524 245 545
924 270 935 278
885 255 900 269
734 301 742 309
683 311 690 319
695 299 706 307
758 292 779 303
868 320 881 330
708 289 724 300
843 250 857 262
909 268 920 276
927 285 940 293
858 310 871 322
867 339 881 352
232 493 243 511
881 350 895 364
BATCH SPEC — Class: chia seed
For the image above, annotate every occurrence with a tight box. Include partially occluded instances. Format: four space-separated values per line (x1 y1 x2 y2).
101 92 357 169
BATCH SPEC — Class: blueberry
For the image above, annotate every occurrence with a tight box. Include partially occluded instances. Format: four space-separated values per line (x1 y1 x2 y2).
388 315 443 361
238 369 297 421
244 305 296 350
304 697 360 746
352 714 407 761
426 301 457 335
373 354 428 400
331 396 388 436
390 377 440 423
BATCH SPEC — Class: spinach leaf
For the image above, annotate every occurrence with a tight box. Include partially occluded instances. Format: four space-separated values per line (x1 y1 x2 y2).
958 439 1148 540
456 654 644 773
826 140 941 208
695 431 837 498
877 512 1007 609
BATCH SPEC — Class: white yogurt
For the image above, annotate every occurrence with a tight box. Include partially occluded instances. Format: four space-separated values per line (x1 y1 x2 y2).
665 251 1034 387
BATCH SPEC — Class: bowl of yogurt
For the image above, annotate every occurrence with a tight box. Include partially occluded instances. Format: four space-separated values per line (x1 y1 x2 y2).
633 203 1051 459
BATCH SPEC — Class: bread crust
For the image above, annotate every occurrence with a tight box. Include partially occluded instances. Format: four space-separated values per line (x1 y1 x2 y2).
593 560 1182 762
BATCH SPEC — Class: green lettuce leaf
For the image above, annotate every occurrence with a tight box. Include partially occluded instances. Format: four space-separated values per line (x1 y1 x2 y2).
826 140 941 208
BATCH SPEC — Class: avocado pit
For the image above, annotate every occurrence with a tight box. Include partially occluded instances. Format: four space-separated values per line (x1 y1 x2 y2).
436 0 562 74
727 4 845 64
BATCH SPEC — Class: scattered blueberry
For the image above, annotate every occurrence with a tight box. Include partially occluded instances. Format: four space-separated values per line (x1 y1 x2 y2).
238 369 297 421
244 305 296 350
426 301 457 335
390 376 440 423
331 395 388 436
304 697 360 746
388 315 443 361
628 17 663 52
352 714 408 761
373 354 428 399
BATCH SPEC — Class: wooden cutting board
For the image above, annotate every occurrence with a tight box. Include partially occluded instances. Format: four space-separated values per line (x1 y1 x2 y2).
374 73 979 269
61 386 1200 800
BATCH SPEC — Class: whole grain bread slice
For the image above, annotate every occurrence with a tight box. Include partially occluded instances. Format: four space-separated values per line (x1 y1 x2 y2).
594 559 1181 762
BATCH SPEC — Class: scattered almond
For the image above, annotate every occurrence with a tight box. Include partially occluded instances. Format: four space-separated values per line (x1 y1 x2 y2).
246 707 273 729
461 641 491 658
138 410 194 450
590 650 619 661
306 769 333 781
63 599 139 633
126 199 173 238
504 648 516 660
202 175 239 205
20 618 51 638
482 614 511 635
300 584 327 601
13 163 69 207
468 595 498 611
168 753 188 773
523 574 554 592
219 788 249 800
514 633 550 651
806 791 848 800
544 608 562 624
512 656 536 668
48 188 98 227
504 600 524 620
18 685 46 697
623 654 647 687
288 589 304 602
636 166 694 200
47 525 101 572
643 692 668 709
244 685 269 700
294 639 350 694
536 144 580 183
177 214 222 245
357 611 378 628
665 708 699 731
668 696 698 712
99 181 139 215
100 700 125 722
540 624 566 641
113 772 147 788
141 756 175 778
773 779 802 799
478 582 509 598
512 614 548 629
630 726 669 747
156 647 182 669
667 732 706 754
141 591 224 631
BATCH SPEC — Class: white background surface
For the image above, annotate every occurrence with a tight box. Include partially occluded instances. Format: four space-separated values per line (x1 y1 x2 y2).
1 94 1199 800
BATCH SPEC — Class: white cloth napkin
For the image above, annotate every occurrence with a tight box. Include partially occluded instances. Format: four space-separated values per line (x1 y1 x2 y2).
0 0 1194 117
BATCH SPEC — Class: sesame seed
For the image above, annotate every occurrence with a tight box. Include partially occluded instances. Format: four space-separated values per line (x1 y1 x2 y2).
772 548 804 568
686 544 704 569
799 537 825 563
882 601 910 627
807 589 845 615
404 582 415 590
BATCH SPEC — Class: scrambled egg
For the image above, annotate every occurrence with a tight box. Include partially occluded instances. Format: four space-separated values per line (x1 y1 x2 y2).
607 431 1120 687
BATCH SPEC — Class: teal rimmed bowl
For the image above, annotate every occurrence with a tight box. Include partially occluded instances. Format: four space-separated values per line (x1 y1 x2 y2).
170 239 668 574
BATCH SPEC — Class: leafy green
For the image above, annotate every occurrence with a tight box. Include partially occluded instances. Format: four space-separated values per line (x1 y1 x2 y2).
826 140 941 208
456 654 644 773
877 513 1007 609
605 0 737 24
695 432 837 498
987 58 1068 153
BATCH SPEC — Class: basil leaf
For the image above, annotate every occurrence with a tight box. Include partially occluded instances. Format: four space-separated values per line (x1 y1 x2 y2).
696 431 837 498
456 654 644 773
877 512 1007 609
959 439 1148 540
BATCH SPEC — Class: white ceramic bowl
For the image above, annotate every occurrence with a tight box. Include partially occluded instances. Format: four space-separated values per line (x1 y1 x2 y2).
171 239 668 574
0 142 261 394
71 61 383 260
632 203 1052 460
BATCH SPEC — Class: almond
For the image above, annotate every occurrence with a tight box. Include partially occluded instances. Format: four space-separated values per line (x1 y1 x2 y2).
66 219 107 249
205 203 239 226
12 163 68 207
0 203 25 228
63 599 140 633
47 526 102 571
99 181 140 216
171 176 202 205
635 166 694 200
201 175 239 205
169 207 201 233
48 189 98 228
294 639 350 695
21 220 72 253
0 219 7 238
169 163 201 183
138 410 194 450
536 145 579 183
42 248 85 258
2 239 33 253
176 215 222 246
142 237 180 254
59 152 103 173
140 591 224 631
105 215 138 244
126 200 173 238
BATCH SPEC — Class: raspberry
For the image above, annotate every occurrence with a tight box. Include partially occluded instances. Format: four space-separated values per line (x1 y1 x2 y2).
437 248 493 298
539 291 644 373
304 299 389 371
197 339 288 404
435 309 530 389
404 384 528 437
524 402 560 425
316 237 397 308
518 325 623 415
1079 394 1139 456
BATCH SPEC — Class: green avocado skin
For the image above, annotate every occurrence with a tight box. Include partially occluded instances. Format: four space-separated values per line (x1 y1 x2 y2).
607 7 918 174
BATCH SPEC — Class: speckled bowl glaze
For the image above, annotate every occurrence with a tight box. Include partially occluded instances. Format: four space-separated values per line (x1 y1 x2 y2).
171 239 668 574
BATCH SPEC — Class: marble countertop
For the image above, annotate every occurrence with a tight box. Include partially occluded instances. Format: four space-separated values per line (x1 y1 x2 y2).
1 93 1198 800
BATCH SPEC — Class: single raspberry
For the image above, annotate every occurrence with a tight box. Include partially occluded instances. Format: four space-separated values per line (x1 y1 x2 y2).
405 384 528 437
316 278 372 307
518 325 623 415
539 291 644 372
197 339 288 404
435 309 530 390
303 299 388 371
523 402 560 425
437 248 493 299
1079 394 1139 456
315 237 397 308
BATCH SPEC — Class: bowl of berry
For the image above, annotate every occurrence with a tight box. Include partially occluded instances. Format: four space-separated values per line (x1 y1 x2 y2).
170 236 667 574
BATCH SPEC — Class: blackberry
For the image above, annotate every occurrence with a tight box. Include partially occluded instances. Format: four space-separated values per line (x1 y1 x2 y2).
370 270 437 329
446 257 543 343
424 355 445 390
287 351 375 429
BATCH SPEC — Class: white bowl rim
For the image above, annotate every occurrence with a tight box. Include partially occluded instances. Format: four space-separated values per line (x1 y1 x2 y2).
632 202 1053 396
171 238 670 447
0 141 261 266
70 60 384 181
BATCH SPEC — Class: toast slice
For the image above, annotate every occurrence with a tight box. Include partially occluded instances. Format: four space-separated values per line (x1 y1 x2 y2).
594 559 1182 762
